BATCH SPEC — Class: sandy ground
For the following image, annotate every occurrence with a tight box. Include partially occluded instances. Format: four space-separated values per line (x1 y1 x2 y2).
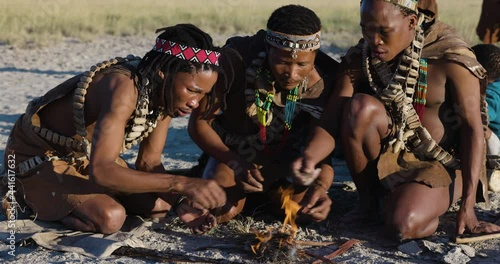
0 35 499 263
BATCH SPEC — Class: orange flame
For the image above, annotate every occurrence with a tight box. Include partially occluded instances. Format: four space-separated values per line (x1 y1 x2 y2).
280 185 300 238
250 185 300 255
251 227 273 254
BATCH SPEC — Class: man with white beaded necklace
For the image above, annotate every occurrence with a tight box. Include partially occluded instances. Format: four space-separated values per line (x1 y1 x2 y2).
293 0 500 242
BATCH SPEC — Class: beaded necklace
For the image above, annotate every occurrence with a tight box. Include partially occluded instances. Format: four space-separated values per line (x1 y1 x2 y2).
361 14 459 169
254 66 300 143
73 55 163 156
414 58 428 119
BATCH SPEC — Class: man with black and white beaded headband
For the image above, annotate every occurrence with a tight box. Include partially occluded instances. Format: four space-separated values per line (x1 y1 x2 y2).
189 5 339 224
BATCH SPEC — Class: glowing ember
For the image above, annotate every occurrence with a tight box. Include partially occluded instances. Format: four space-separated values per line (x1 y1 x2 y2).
251 227 273 254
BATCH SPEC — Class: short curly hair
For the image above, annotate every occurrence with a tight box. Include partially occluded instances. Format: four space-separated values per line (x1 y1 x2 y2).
472 44 500 81
266 4 321 35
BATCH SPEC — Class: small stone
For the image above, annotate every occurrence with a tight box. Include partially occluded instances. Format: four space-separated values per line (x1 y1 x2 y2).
398 241 422 255
476 252 488 258
443 247 470 264
344 181 357 191
489 170 500 192
459 244 475 258
422 240 445 254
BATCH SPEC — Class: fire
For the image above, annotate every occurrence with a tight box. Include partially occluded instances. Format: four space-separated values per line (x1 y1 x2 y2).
251 227 273 254
280 185 300 237
250 185 300 256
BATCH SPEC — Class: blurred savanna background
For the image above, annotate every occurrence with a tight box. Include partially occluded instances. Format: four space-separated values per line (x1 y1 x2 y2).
0 0 486 49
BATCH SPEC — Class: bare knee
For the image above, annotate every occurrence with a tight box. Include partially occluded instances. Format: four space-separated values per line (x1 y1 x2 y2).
342 94 388 138
95 204 126 234
346 94 385 124
384 211 438 241
385 211 416 240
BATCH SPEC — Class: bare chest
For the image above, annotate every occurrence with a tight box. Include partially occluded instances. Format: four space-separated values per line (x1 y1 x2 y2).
424 62 448 108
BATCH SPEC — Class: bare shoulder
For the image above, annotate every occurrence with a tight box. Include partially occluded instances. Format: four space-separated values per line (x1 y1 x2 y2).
442 60 475 77
91 72 137 107
426 57 477 84
84 72 138 122
427 59 478 90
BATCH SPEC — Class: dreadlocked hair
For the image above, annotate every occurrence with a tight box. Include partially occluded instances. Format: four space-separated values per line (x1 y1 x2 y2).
472 44 500 81
266 5 321 35
136 23 222 118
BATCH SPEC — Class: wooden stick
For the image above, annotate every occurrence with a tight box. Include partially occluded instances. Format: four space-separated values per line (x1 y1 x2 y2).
455 232 500 244
312 239 360 264
294 240 335 247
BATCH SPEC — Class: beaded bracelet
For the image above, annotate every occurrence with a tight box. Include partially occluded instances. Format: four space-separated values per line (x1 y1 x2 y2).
171 195 187 213
313 180 329 194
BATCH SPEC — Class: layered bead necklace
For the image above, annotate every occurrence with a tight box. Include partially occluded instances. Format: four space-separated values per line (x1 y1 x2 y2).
73 55 163 156
254 66 300 143
361 15 459 169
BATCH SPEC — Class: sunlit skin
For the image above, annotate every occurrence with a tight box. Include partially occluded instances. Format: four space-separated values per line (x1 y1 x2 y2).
189 45 333 225
163 70 218 118
360 0 417 62
34 67 224 234
267 46 317 90
293 0 500 240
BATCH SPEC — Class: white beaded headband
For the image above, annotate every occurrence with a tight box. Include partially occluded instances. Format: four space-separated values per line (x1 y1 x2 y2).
265 29 321 59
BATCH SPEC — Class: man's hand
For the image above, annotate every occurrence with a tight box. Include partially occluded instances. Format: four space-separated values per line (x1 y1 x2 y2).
176 200 217 234
234 162 264 193
456 206 500 236
291 157 321 186
299 183 332 222
179 178 226 210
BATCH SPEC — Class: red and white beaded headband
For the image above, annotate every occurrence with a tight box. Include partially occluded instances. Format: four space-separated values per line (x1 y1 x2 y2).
153 38 221 66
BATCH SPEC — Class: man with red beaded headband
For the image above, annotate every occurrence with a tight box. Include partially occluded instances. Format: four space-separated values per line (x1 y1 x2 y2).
293 0 500 241
2 24 227 234
189 5 339 224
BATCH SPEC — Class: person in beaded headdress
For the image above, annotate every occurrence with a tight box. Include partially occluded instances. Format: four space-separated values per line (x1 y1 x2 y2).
1 24 227 234
292 0 500 241
188 4 339 223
